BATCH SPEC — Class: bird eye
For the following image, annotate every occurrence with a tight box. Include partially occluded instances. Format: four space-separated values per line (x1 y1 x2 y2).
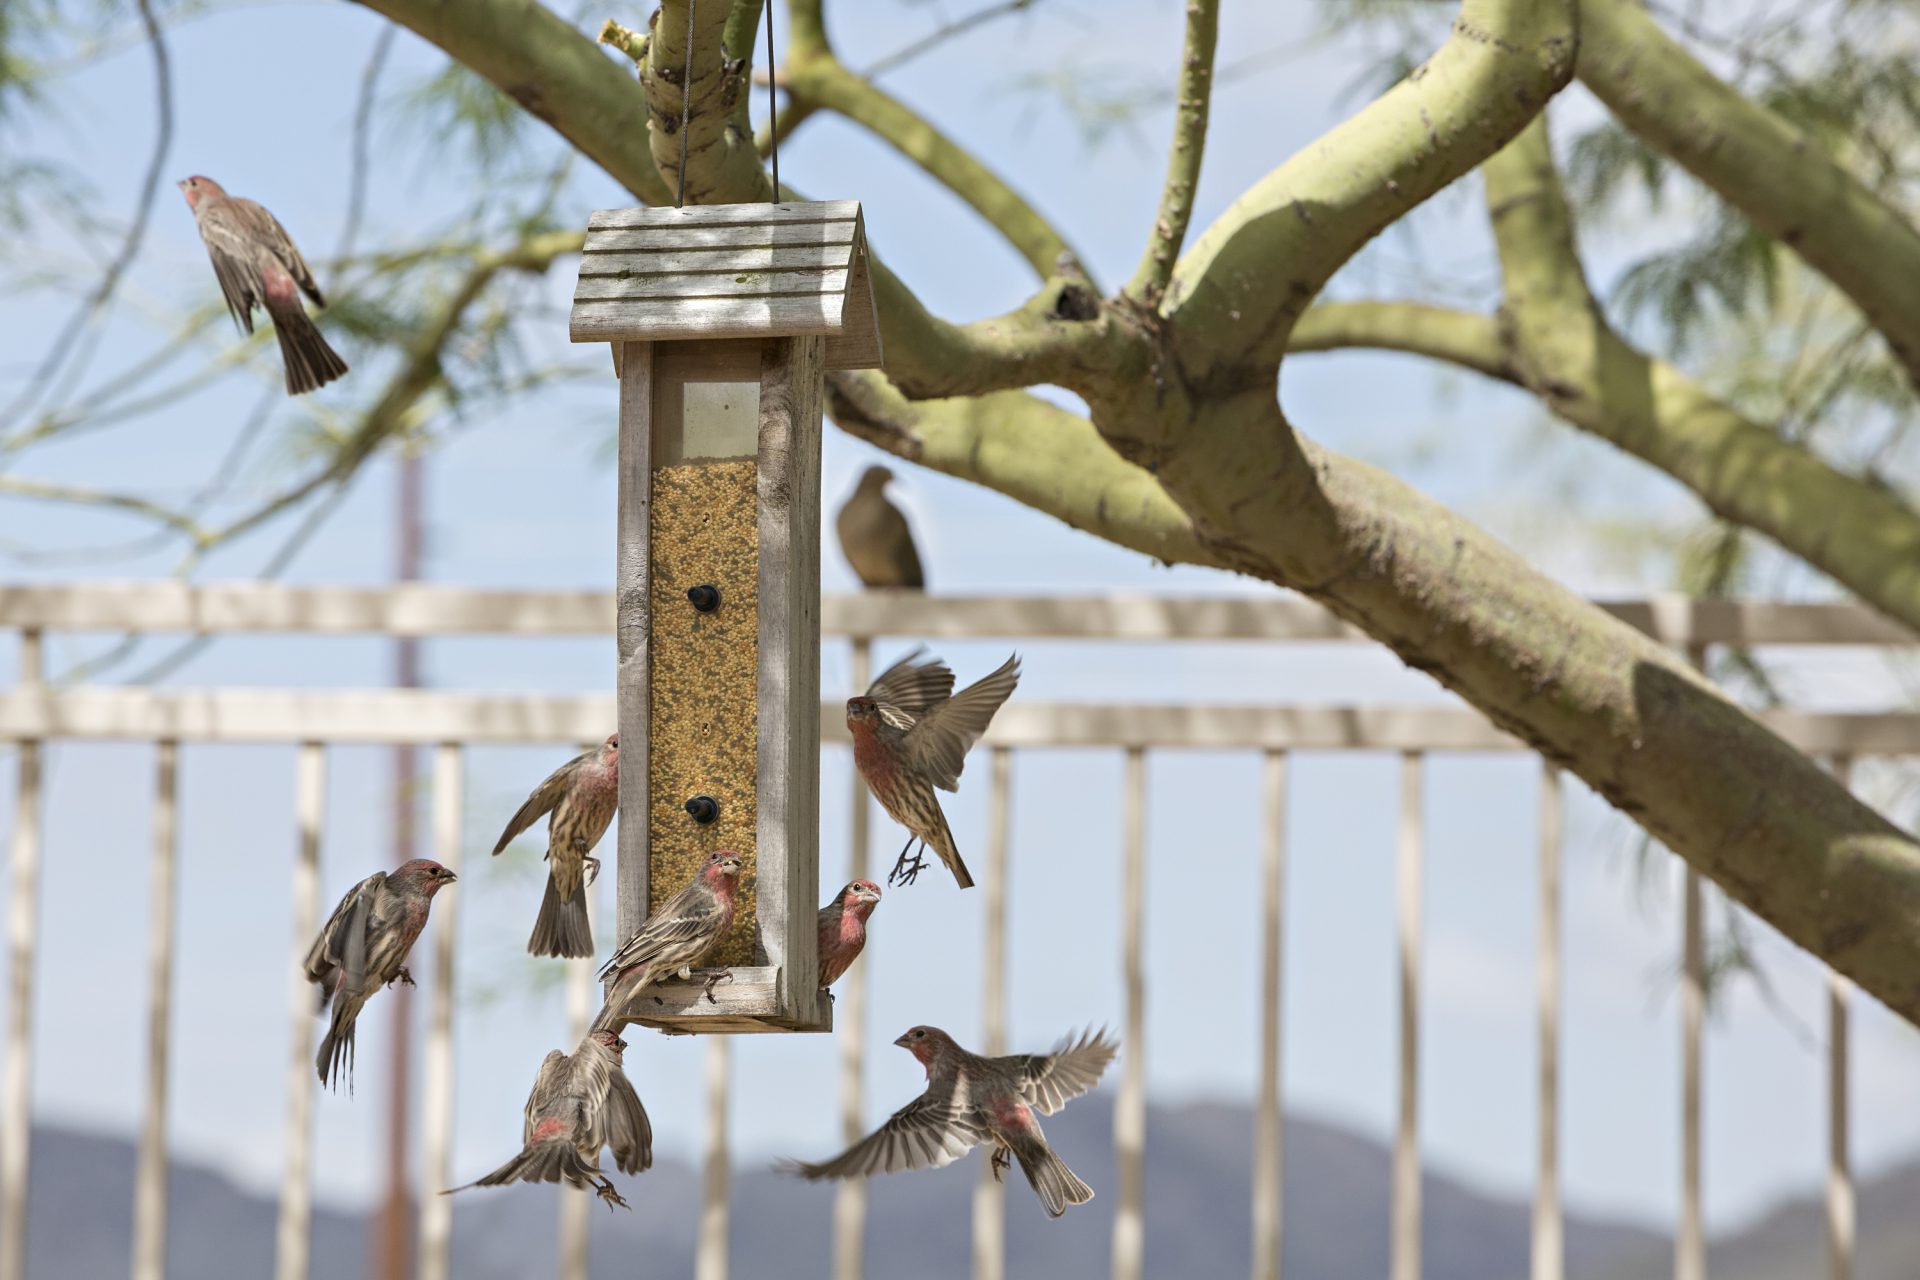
912 1029 924 1039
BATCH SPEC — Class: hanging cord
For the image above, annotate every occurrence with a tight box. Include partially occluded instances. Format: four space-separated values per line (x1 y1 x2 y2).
676 0 697 207
763 1 780 201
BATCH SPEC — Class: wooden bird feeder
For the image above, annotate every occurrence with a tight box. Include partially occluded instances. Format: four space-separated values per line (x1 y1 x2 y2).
569 200 882 1033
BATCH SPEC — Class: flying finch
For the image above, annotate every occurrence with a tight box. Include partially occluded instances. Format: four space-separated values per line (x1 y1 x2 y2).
178 175 347 396
492 734 619 959
304 858 456 1091
817 879 882 989
592 850 743 1032
784 1025 1117 1217
836 465 925 590
444 1028 652 1209
848 651 1021 888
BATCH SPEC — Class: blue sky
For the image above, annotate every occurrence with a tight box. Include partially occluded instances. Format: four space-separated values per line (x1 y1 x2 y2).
3 0 1918 1245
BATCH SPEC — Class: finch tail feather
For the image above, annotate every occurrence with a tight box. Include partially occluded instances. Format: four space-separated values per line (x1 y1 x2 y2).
927 806 975 889
454 1141 600 1193
315 1004 358 1092
1012 1139 1094 1218
530 872 594 958
265 293 348 396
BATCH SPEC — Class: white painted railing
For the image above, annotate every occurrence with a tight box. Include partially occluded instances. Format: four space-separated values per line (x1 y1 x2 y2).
0 583 1909 1280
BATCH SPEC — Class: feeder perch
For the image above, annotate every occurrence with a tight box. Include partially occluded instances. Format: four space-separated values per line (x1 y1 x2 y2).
569 200 882 1033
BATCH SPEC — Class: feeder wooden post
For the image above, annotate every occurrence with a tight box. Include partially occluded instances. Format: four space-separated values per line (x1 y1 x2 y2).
573 201 882 1033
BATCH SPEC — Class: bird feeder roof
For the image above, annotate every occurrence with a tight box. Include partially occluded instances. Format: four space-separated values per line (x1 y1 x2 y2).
569 199 883 370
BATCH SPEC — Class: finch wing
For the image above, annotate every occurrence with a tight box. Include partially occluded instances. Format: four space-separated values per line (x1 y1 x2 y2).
605 1068 654 1174
906 654 1020 792
194 208 265 334
1013 1027 1118 1116
315 871 383 998
786 1073 986 1181
865 649 953 728
492 750 587 855
521 1049 571 1144
232 198 325 307
597 882 724 979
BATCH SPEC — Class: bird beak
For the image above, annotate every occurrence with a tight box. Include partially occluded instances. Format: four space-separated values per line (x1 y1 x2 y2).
893 1033 912 1048
443 871 458 882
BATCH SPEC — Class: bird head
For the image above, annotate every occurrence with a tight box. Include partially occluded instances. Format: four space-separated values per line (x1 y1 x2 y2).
394 859 457 894
845 695 878 727
600 732 620 765
176 175 226 210
703 850 745 887
590 1029 628 1059
894 1025 953 1070
843 880 883 916
857 465 893 492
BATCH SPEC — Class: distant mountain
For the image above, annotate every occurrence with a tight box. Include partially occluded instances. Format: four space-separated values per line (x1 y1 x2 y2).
19 1102 1915 1279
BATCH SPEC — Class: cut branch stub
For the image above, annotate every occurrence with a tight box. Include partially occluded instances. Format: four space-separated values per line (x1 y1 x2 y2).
576 200 878 1034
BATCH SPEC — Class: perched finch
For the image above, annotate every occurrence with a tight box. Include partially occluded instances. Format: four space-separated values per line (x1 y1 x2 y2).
177 176 348 396
817 879 882 989
445 1029 652 1210
592 850 744 1032
304 858 456 1091
784 1025 1117 1218
848 650 1021 889
836 465 925 590
492 734 619 959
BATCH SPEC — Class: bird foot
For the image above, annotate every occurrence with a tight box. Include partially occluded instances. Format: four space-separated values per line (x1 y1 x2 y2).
702 970 735 1005
887 846 928 887
990 1146 1011 1182
391 968 416 989
583 855 602 887
594 1179 630 1212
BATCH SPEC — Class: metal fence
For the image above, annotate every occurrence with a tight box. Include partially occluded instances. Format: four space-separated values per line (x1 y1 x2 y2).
0 583 1913 1280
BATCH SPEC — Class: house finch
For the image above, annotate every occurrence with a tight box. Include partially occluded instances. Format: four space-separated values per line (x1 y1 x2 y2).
492 734 619 959
848 650 1021 889
836 465 925 590
592 850 744 1032
817 879 882 989
444 1029 652 1210
177 176 348 396
304 858 456 1091
784 1025 1117 1218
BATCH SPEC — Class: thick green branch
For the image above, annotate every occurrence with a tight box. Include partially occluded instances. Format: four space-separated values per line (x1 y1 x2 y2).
1484 118 1920 637
1126 0 1219 300
1579 0 1920 388
1164 0 1573 383
646 0 768 204
349 0 670 205
1288 301 1516 383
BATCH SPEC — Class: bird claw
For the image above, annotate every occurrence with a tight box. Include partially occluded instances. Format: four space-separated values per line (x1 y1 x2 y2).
990 1146 1011 1182
583 855 602 887
392 968 416 989
594 1180 630 1212
702 970 735 1004
887 846 928 888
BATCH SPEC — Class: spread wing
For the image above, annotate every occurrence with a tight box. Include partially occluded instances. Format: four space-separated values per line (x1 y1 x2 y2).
492 749 587 855
907 654 1020 792
605 1068 654 1175
521 1049 571 1143
307 871 383 997
231 198 324 306
1012 1027 1118 1116
865 649 953 728
786 1072 986 1181
598 881 725 979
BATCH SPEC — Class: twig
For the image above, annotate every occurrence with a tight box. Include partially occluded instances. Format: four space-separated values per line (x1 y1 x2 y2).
1126 0 1219 300
864 0 1042 80
337 25 398 264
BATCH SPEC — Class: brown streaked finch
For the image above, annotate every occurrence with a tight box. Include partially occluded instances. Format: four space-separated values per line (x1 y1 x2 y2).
848 650 1021 889
492 734 619 959
782 1025 1117 1218
591 850 744 1033
817 879 882 989
177 175 347 396
444 1029 652 1210
836 465 925 590
304 858 456 1091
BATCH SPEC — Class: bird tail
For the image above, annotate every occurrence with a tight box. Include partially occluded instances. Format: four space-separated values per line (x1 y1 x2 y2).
529 871 594 958
1011 1135 1094 1218
315 997 360 1093
448 1140 599 1194
264 292 348 396
927 806 975 889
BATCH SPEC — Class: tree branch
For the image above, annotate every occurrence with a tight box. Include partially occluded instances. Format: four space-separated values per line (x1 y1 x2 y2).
645 0 767 204
1163 0 1573 382
1483 116 1920 637
1578 0 1920 389
1125 0 1219 301
1288 301 1517 383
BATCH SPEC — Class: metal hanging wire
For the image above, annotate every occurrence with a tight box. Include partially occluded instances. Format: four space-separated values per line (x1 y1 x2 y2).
676 0 696 207
764 1 780 201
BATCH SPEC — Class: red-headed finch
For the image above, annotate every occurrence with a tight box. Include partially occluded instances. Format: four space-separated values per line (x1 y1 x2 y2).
848 650 1021 889
817 879 882 989
304 858 456 1091
783 1025 1117 1217
492 734 619 959
592 850 743 1032
836 465 925 590
444 1029 651 1209
178 175 347 396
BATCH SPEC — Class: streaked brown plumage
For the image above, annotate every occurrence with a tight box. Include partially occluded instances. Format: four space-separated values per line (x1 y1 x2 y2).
178 175 347 396
444 1029 651 1209
783 1025 1117 1217
492 734 619 959
836 465 925 590
816 879 882 989
847 650 1021 889
592 850 743 1033
304 858 456 1091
